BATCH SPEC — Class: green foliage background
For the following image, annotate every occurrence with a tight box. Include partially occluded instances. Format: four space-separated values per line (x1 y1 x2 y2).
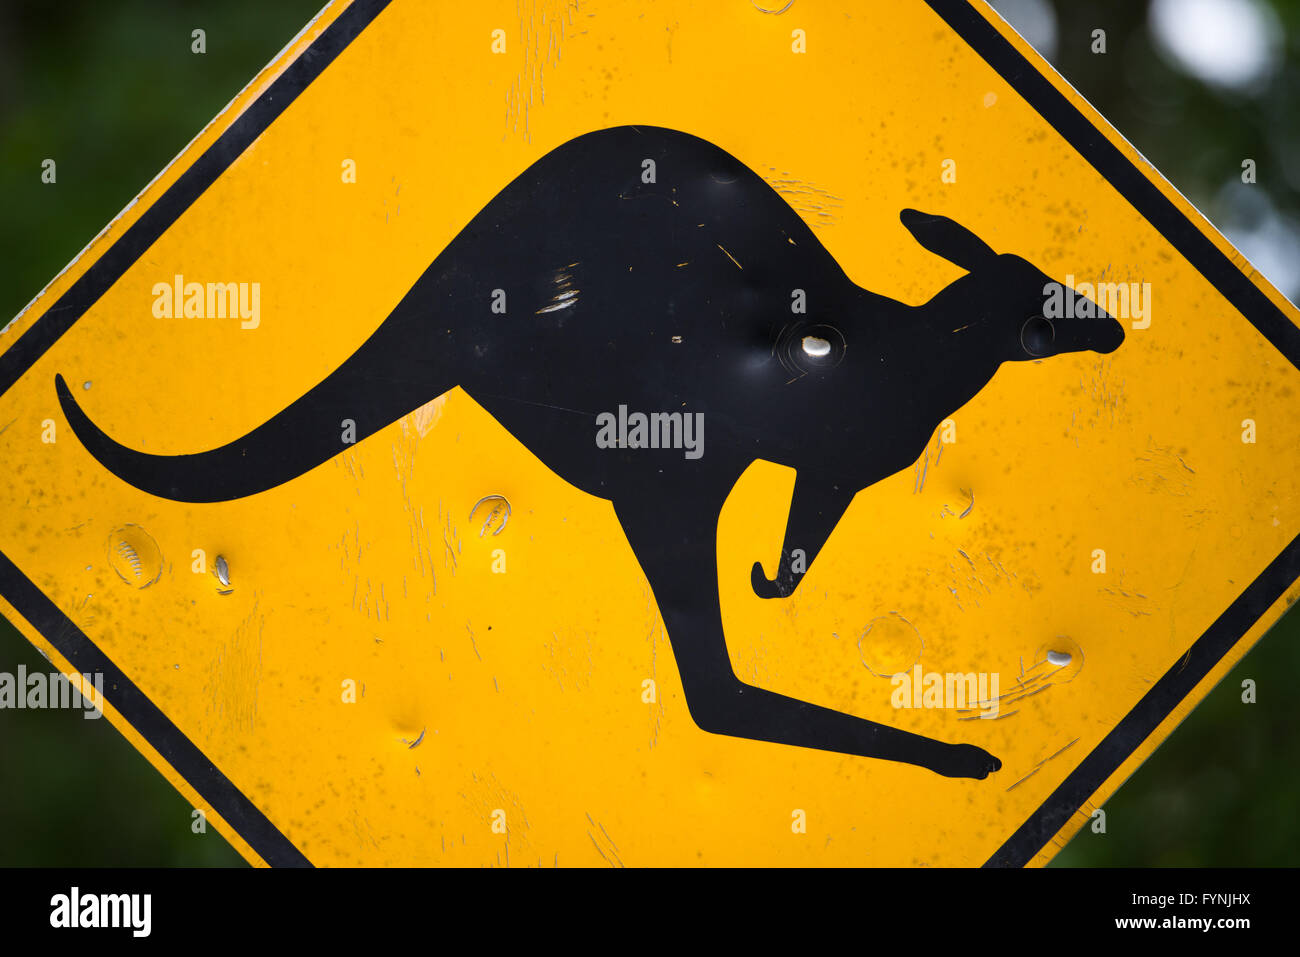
0 0 1295 866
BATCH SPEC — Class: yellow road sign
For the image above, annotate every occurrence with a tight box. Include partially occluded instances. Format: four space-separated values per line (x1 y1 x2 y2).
1 0 1297 867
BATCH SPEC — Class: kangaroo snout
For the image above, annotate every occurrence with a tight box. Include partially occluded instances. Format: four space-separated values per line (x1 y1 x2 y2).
987 253 1127 362
1049 309 1125 356
1022 295 1125 359
1032 269 1127 358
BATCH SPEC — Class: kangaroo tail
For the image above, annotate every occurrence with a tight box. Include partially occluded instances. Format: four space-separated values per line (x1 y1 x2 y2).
55 316 445 503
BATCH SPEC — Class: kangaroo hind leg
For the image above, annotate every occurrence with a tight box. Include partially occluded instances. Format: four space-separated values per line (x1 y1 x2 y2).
614 492 1001 780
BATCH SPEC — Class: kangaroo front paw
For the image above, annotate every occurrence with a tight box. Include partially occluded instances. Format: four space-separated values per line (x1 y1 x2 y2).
938 743 1002 780
750 560 796 599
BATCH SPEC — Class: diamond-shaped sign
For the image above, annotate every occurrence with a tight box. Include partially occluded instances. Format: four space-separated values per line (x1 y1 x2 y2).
1 0 1296 866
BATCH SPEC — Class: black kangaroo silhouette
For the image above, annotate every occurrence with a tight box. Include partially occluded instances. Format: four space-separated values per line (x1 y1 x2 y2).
56 125 1124 779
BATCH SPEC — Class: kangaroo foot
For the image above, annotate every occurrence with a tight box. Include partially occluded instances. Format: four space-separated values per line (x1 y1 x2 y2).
938 742 1002 780
751 558 798 599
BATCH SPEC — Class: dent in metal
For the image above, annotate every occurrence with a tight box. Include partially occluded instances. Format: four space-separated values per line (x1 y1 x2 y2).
470 494 511 536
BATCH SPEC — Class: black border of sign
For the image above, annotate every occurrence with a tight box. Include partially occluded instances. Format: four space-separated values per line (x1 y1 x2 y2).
0 0 1295 868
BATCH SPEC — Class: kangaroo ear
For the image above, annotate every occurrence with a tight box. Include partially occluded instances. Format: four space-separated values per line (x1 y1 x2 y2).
899 209 997 272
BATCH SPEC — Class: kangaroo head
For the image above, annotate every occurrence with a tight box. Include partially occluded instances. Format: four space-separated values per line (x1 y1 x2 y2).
899 208 1126 361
